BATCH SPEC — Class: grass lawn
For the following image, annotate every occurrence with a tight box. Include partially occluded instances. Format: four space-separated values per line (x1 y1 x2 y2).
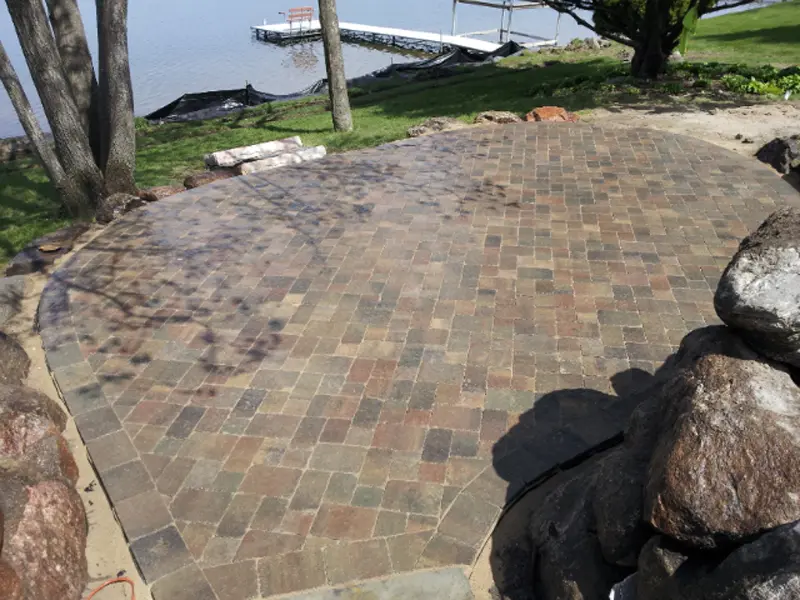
0 162 70 266
1 0 798 269
688 0 800 65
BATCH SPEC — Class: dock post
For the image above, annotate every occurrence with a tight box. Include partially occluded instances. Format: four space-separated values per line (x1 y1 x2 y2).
506 0 514 44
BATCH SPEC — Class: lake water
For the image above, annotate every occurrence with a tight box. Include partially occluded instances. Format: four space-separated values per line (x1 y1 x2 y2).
0 0 592 138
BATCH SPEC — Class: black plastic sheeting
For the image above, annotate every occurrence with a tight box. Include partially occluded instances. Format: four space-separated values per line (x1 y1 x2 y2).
144 41 523 123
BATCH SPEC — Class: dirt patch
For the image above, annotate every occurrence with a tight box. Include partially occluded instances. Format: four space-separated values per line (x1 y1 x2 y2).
584 101 800 157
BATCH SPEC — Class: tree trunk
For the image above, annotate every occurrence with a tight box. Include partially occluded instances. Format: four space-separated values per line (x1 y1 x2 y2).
631 38 669 78
631 0 675 78
0 40 87 215
317 0 353 132
44 0 100 162
5 0 104 217
97 0 136 195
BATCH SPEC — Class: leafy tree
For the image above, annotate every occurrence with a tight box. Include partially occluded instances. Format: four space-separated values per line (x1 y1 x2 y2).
0 0 136 218
318 0 353 131
541 0 757 77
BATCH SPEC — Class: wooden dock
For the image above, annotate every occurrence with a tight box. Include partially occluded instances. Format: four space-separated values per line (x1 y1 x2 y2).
252 21 510 53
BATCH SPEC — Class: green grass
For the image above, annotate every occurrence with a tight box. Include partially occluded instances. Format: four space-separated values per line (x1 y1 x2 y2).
688 0 800 65
1 0 798 268
134 56 619 187
0 162 70 265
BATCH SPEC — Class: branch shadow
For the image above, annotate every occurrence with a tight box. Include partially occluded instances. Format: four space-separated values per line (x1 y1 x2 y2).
39 134 514 412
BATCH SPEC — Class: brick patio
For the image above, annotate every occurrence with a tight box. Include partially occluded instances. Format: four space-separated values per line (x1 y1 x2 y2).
39 123 797 599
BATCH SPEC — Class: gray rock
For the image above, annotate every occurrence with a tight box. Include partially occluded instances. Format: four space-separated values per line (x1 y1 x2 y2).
95 193 146 224
407 117 469 138
474 111 523 125
0 384 77 484
593 447 652 567
0 332 30 386
756 135 800 175
0 383 67 432
636 536 692 600
714 208 800 367
644 328 800 549
638 522 800 600
531 469 629 600
686 520 800 600
5 223 90 276
0 276 24 327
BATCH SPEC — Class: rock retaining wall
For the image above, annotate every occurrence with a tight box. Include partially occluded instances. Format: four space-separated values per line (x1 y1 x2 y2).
0 329 88 600
525 208 800 600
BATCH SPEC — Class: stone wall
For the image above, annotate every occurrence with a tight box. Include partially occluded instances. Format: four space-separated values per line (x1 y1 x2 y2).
0 328 88 599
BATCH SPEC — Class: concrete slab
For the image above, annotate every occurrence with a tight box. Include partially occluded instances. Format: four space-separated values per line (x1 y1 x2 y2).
274 567 474 600
0 275 24 327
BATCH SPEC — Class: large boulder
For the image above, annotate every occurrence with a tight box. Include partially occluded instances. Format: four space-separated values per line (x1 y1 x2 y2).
592 447 652 567
714 208 800 367
0 476 88 600
686 519 800 600
0 333 30 386
531 469 629 600
637 521 800 600
0 384 67 432
644 328 800 549
592 327 743 566
95 193 146 224
0 384 75 483
756 135 800 175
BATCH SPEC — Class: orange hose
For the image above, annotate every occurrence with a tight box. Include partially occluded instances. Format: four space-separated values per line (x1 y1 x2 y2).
86 576 136 600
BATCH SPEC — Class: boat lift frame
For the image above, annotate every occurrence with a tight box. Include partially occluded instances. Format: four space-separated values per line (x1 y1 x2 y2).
451 0 561 46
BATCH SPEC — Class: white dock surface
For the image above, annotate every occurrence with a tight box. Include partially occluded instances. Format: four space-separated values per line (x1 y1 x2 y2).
252 21 503 53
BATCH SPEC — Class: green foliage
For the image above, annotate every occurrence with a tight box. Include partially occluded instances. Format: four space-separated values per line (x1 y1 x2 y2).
778 74 800 93
592 0 693 40
719 68 799 96
667 60 799 95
